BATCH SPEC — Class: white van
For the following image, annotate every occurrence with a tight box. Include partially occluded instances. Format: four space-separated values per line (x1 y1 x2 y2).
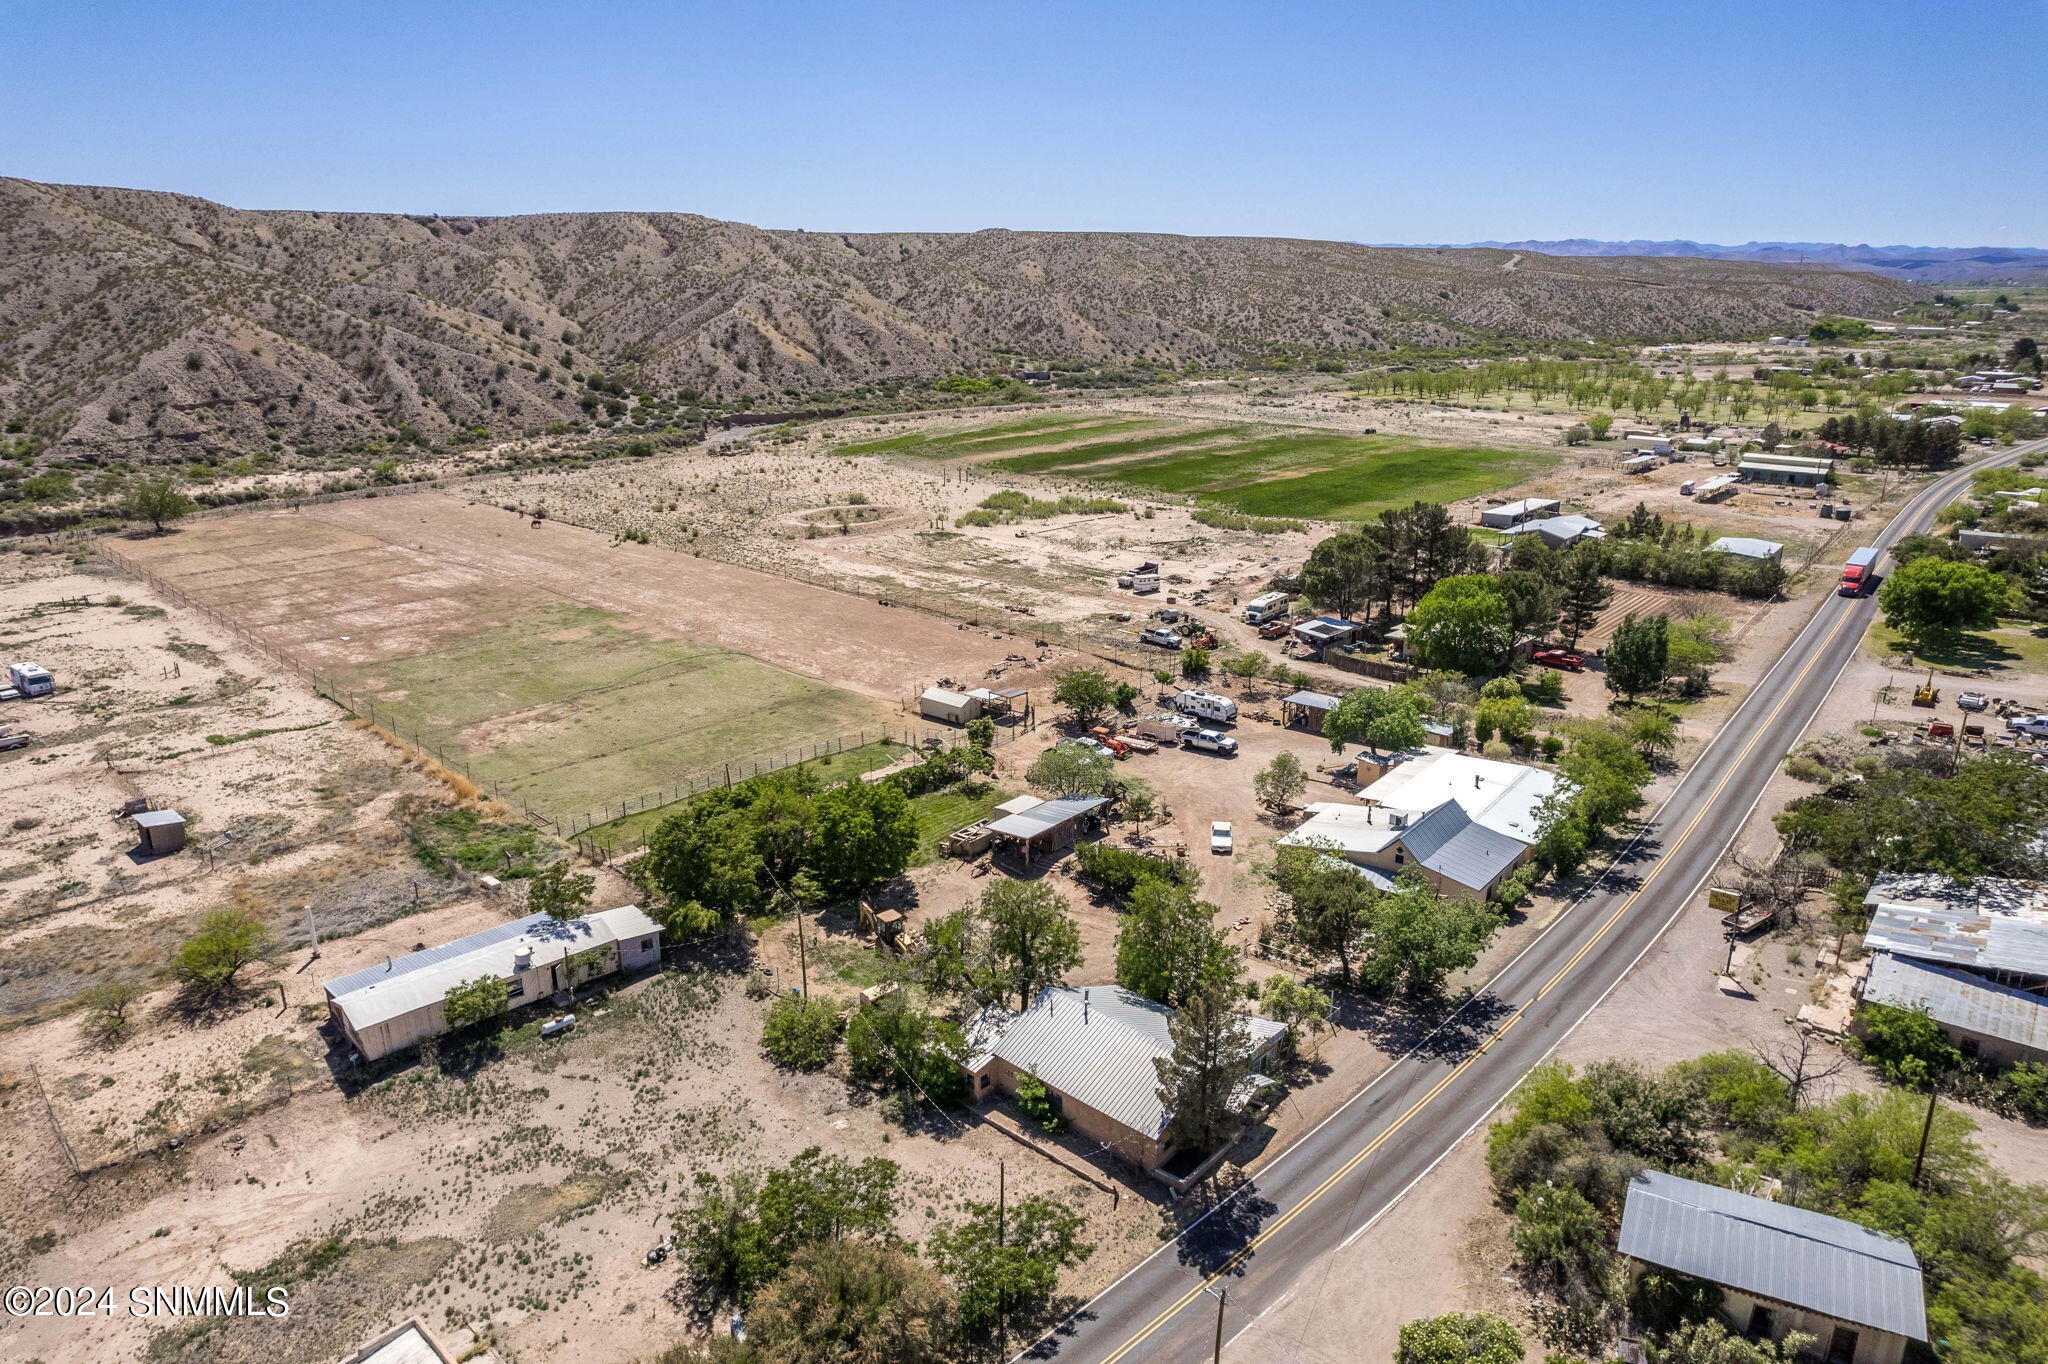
1175 689 1239 723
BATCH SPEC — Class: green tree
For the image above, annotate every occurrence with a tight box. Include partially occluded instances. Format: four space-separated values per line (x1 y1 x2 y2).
675 1147 901 1307
1394 1311 1525 1364
1585 413 1614 440
1259 973 1333 1058
79 981 148 1045
1179 645 1211 679
761 994 841 1071
1153 977 1256 1153
1359 875 1500 995
929 1195 1094 1336
964 716 997 754
1299 530 1385 621
124 476 196 533
1252 749 1307 809
978 879 1083 1009
1025 743 1117 797
526 859 594 922
1277 843 1376 984
1322 682 1428 755
1407 575 1513 675
846 1002 969 1108
1643 1319 1813 1364
170 909 274 999
1115 878 1237 1007
808 779 918 899
1051 668 1120 728
1853 1001 1961 1088
734 1240 960 1364
635 805 765 940
1555 551 1613 649
1604 612 1670 701
442 974 510 1028
1879 557 2007 650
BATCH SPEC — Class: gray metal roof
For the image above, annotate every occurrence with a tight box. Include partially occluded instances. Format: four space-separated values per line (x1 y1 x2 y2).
1281 690 1341 711
985 795 1107 840
1397 802 1525 892
969 986 1285 1140
1707 536 1784 560
1863 953 2048 1055
131 809 185 828
1618 1171 1926 1341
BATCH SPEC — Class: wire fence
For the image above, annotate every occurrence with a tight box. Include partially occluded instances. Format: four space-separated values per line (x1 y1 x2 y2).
94 540 1019 858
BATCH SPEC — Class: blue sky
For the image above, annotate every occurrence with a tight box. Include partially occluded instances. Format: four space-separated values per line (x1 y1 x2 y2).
4 0 2042 245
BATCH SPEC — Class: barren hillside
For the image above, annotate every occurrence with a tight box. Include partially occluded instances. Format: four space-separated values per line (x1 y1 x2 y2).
0 177 1922 463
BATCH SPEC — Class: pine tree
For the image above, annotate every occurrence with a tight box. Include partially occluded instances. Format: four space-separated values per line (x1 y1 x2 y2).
1555 552 1613 649
1153 978 1256 1153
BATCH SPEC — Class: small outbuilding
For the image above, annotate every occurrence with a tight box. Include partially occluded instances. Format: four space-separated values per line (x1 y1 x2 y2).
1291 617 1365 652
1280 689 1342 730
1498 514 1605 549
1738 453 1834 487
918 686 983 725
131 808 188 855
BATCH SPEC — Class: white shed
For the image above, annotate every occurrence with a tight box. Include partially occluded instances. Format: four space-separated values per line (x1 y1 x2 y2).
918 686 983 725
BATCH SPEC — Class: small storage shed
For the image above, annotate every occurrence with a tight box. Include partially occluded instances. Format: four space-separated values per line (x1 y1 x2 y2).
131 808 187 855
1478 498 1560 529
1291 617 1364 652
919 687 983 725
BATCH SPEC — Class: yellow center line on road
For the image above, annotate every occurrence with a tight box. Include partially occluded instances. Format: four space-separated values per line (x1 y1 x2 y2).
1097 596 1871 1364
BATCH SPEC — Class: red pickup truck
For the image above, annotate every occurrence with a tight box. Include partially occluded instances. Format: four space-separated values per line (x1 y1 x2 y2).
1531 648 1586 672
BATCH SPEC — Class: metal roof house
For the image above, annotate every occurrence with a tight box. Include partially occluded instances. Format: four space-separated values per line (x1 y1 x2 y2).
962 985 1286 1180
1277 750 1555 899
1856 873 2048 1063
1738 453 1834 487
1618 1170 1926 1364
1497 514 1605 549
324 906 663 1062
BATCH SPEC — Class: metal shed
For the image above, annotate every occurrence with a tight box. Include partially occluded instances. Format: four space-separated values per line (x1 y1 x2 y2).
131 808 187 854
918 686 983 725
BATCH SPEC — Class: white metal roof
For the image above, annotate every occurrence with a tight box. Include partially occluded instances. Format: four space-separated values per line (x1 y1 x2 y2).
1360 749 1556 843
325 906 661 1030
920 686 973 706
985 795 1107 839
1707 536 1784 560
1862 874 2048 976
1488 497 1559 517
967 985 1285 1140
1619 1171 1925 1340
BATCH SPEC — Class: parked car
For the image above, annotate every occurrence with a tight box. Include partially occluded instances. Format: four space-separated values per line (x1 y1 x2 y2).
1140 627 1189 649
2007 715 2048 737
1258 620 1291 639
1531 648 1586 672
1958 692 1989 712
1182 729 1238 754
1210 821 1233 854
0 731 30 752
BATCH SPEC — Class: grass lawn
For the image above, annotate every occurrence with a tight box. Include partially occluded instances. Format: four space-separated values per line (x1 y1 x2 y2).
580 739 916 853
342 601 894 821
907 779 1014 866
831 413 1164 457
1868 621 2048 673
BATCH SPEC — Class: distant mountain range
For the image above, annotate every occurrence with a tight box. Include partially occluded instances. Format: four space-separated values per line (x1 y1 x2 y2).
1393 239 2048 284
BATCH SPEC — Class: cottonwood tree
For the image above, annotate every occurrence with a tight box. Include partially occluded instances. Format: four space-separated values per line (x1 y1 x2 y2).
1407 575 1514 676
1878 557 2006 651
124 477 196 533
1555 551 1613 649
1025 743 1116 798
1360 876 1500 996
1604 613 1670 701
808 779 919 898
1321 682 1428 755
1153 977 1256 1153
977 879 1083 1009
1277 842 1375 984
1114 878 1236 1007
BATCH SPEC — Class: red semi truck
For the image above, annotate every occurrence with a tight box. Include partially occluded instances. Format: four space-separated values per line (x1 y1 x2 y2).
1838 546 1879 597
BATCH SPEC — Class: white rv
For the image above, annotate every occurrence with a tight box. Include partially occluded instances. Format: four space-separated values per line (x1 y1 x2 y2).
1242 591 1291 625
1175 689 1239 723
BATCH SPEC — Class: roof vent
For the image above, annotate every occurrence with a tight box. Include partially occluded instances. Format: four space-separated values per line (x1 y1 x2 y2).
1389 812 1408 829
513 942 534 970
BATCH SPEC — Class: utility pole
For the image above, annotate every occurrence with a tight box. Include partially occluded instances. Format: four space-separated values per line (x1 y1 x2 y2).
997 1158 1007 1361
1202 1282 1227 1364
305 905 319 961
796 910 809 999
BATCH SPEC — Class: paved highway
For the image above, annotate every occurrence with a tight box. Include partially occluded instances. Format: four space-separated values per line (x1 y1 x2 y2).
1020 440 2045 1363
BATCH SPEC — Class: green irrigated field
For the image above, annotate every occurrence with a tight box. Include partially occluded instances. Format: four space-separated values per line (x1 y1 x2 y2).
342 601 894 821
996 425 1554 520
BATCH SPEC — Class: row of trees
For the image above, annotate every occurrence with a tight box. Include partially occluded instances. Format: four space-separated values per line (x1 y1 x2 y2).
1813 412 1965 464
1297 501 1490 622
1485 1053 2048 1362
1598 505 1791 600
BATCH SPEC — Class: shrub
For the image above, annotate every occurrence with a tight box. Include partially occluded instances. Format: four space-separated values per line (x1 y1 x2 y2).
1073 841 1197 900
1014 1071 1064 1132
761 994 841 1071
